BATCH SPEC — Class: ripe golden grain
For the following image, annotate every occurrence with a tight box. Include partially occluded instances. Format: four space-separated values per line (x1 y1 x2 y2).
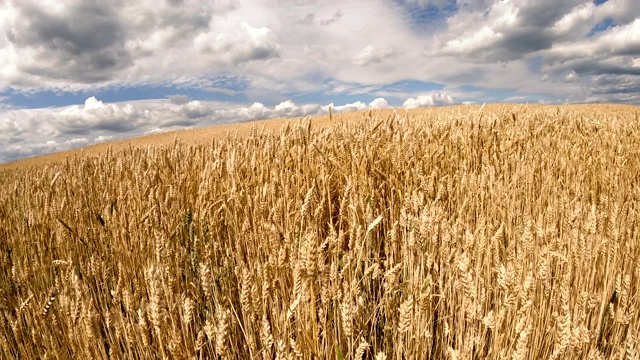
1 104 639 359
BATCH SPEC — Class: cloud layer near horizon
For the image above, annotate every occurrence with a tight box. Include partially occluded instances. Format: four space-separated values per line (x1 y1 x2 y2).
1 0 639 162
1 95 452 163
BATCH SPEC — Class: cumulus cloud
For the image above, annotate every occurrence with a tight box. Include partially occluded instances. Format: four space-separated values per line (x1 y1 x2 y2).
0 95 410 163
194 22 280 65
167 94 191 105
269 100 320 117
369 98 389 109
53 96 144 135
321 101 368 113
412 0 640 103
403 93 454 108
318 98 389 113
0 0 637 102
354 45 396 66
3 141 59 162
148 1 215 47
544 18 640 71
0 1 279 89
0 0 583 101
3 1 132 84
565 71 578 82
434 0 586 62
95 135 114 143
551 2 599 38
585 74 640 103
0 97 374 163
540 17 640 100
0 116 25 145
431 0 640 66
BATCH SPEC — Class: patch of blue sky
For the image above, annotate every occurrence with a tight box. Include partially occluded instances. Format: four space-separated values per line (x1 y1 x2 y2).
459 94 548 104
504 93 553 104
457 84 528 102
178 74 250 93
0 76 249 109
0 89 88 109
395 0 458 31
593 0 608 5
288 91 380 107
458 84 484 92
380 79 445 94
100 84 248 103
589 18 615 36
528 56 544 74
283 77 444 106
274 74 371 106
292 80 462 107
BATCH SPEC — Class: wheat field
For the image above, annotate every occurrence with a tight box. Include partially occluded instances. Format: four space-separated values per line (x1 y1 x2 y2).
1 104 640 359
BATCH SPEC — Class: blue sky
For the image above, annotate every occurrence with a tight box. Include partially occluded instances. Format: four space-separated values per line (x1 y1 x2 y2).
0 0 639 163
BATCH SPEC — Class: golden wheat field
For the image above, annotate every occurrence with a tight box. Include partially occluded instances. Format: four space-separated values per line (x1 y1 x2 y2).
1 104 640 359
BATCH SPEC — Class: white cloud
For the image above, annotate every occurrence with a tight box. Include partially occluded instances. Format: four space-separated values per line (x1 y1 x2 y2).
584 74 640 103
436 24 503 58
84 96 104 110
194 22 280 65
551 2 597 38
65 137 90 147
353 45 396 66
274 100 296 112
0 0 444 95
0 94 443 163
95 135 114 143
167 94 191 105
369 98 389 109
0 0 636 101
545 18 640 61
0 0 607 103
0 1 282 89
0 96 396 163
595 0 640 26
539 18 640 100
403 93 454 108
272 100 321 117
54 97 144 135
565 71 578 82
433 1 585 62
321 101 368 113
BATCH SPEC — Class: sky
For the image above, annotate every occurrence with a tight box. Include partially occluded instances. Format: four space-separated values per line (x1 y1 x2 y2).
0 0 639 163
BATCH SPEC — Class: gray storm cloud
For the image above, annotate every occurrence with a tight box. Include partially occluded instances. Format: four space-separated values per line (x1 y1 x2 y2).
6 1 132 83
